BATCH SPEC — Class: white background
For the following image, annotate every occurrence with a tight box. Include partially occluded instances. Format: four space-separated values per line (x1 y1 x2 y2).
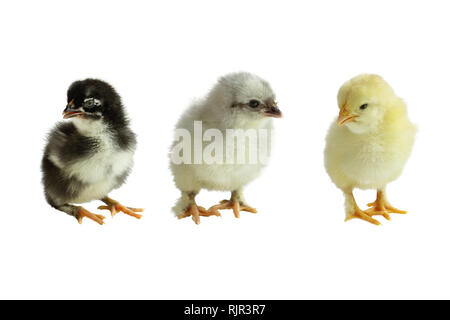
0 0 449 299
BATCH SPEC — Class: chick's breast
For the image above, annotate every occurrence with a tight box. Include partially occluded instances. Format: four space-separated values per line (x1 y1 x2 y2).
171 110 273 192
325 114 416 190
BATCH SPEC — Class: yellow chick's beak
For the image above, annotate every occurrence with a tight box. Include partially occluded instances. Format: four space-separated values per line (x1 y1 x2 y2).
337 108 359 126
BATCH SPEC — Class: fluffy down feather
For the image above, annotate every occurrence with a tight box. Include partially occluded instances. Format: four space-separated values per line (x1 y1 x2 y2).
324 74 416 224
170 72 281 223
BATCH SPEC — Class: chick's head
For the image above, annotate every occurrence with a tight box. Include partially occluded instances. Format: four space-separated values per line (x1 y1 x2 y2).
337 74 398 134
206 72 281 124
63 79 126 128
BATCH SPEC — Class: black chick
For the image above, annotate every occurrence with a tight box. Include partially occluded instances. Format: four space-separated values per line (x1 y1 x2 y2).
42 79 143 225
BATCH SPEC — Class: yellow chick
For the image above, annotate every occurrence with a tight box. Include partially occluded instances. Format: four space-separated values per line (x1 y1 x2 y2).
324 74 416 225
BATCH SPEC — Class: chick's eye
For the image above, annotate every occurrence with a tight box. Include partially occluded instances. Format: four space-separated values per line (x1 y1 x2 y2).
248 100 260 108
83 98 101 108
359 103 368 110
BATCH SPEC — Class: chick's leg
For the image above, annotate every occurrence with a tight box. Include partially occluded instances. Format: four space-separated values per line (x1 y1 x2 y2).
365 188 407 220
98 196 143 219
344 190 381 226
176 191 220 225
208 189 257 218
57 204 105 225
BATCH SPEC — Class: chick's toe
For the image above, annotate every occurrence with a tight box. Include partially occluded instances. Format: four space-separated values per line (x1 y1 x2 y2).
365 190 407 220
76 206 106 225
178 204 221 225
344 191 381 225
345 207 381 226
98 196 143 219
208 200 257 219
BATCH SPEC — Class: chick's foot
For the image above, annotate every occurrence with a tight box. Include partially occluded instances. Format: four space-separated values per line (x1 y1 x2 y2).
98 196 143 219
177 204 221 225
345 207 381 226
208 200 257 218
76 206 106 225
365 190 406 221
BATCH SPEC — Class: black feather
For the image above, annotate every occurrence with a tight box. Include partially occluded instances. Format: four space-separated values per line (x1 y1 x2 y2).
41 79 137 219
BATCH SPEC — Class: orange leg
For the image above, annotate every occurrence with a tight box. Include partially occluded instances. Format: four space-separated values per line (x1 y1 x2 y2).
76 206 106 225
344 191 381 226
178 203 221 225
365 189 407 221
208 191 257 218
98 196 143 219
177 191 220 225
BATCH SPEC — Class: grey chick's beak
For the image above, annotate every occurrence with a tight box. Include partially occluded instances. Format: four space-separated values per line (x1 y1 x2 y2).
263 105 282 118
63 99 84 119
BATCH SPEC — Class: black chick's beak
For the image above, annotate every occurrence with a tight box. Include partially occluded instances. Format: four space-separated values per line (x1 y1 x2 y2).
63 99 84 119
264 105 282 118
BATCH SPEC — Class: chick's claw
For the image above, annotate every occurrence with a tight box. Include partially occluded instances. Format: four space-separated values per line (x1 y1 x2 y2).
76 207 106 225
364 204 406 221
345 208 381 226
98 204 143 219
364 208 392 221
208 200 257 218
366 201 407 214
178 204 221 225
98 197 143 219
365 191 407 221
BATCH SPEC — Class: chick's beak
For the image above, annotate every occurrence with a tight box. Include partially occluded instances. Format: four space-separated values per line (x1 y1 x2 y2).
337 108 358 126
264 105 282 118
63 99 84 119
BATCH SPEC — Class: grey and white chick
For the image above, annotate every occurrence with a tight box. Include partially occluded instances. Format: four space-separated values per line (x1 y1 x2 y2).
170 72 282 224
42 79 143 225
